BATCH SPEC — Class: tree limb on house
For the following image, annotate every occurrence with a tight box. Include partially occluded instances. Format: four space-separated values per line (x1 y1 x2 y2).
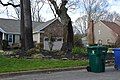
49 0 74 58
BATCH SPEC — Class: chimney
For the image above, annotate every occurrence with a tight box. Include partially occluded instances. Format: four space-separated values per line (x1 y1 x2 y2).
87 20 94 45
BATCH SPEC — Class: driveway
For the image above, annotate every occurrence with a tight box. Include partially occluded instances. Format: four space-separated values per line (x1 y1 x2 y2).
1 66 120 80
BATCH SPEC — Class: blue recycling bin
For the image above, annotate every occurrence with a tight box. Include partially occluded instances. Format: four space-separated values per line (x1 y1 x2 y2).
113 48 120 70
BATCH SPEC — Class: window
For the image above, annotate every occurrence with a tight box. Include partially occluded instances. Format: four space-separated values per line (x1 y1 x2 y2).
98 30 101 34
57 38 62 41
8 34 13 42
45 38 49 41
98 39 102 45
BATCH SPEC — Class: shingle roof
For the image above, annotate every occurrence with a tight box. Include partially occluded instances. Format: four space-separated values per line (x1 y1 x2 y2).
33 18 58 32
101 20 120 35
0 18 58 34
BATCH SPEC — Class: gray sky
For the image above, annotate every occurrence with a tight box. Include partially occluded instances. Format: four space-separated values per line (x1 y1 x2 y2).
0 0 120 22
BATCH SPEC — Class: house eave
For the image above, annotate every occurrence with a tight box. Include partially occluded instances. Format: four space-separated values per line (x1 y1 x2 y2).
39 18 59 31
6 32 20 35
0 28 7 33
33 31 44 34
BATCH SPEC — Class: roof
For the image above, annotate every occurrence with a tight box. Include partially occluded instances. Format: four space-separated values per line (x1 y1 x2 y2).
0 18 59 34
33 18 59 33
101 20 120 35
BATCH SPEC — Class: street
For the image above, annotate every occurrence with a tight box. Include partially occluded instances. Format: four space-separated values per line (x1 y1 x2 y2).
1 66 120 80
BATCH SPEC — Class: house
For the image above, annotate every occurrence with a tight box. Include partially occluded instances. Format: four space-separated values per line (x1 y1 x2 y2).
87 20 120 46
0 18 63 50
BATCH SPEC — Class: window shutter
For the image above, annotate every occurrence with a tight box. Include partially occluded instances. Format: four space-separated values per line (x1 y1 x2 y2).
13 35 15 43
6 34 8 41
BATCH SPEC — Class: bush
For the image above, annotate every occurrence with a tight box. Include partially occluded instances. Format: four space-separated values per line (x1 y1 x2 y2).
72 47 87 55
35 42 44 50
12 43 21 49
2 40 9 50
74 34 84 47
26 48 40 57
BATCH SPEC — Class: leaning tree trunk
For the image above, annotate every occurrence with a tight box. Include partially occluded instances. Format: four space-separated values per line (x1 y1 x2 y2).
61 19 74 58
49 0 74 58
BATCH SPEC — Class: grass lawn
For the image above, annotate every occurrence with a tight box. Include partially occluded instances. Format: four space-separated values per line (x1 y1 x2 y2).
0 55 88 73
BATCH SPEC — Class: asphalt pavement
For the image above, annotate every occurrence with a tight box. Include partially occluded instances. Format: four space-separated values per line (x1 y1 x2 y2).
1 66 120 80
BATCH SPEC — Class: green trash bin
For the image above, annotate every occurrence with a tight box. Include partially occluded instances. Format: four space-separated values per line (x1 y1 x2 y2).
87 45 107 73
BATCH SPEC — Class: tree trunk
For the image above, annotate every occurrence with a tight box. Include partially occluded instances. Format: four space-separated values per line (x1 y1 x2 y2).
66 20 73 58
22 0 34 50
20 0 25 51
48 0 74 58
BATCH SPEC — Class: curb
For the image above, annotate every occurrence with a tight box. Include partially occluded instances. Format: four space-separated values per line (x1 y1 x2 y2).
0 66 86 78
0 64 114 78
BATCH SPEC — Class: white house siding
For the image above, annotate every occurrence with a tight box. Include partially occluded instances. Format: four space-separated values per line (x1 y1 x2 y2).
33 33 40 43
44 37 63 50
82 37 88 47
94 21 117 45
15 35 20 43
115 21 120 26
4 34 7 40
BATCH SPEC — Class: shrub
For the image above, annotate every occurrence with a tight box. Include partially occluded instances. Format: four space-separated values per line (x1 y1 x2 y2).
2 40 8 50
35 42 44 50
74 34 84 47
26 48 40 57
12 43 21 49
72 47 87 55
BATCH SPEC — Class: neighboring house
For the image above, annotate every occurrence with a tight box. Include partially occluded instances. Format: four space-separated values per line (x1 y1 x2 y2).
93 20 120 45
81 36 88 47
0 18 63 50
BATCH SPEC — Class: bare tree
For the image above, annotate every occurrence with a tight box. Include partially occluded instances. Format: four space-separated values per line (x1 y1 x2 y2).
47 0 57 18
31 0 45 22
49 0 74 58
8 0 20 19
74 15 87 35
101 12 120 22
77 0 109 45
79 0 109 23
2 0 45 21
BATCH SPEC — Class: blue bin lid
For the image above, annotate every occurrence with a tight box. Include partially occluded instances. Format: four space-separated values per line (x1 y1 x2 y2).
113 48 120 51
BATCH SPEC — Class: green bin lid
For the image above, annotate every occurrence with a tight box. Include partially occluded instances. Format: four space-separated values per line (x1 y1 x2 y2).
87 45 107 49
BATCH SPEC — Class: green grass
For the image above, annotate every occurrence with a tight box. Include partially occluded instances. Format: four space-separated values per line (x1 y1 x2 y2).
0 56 88 73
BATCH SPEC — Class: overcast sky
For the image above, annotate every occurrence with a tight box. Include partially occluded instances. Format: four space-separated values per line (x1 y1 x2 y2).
108 0 120 13
0 0 120 22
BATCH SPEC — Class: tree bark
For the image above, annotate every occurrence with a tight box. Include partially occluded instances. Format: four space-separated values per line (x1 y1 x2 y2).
23 0 34 50
49 0 74 58
20 0 25 51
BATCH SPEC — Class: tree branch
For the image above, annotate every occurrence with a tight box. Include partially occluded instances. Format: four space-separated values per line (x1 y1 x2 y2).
48 0 57 18
48 0 60 16
0 0 20 7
